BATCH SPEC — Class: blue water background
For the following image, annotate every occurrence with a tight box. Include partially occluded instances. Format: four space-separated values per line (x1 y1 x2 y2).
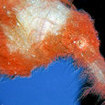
0 57 84 105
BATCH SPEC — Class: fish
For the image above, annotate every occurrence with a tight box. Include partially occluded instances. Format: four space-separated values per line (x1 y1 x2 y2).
0 0 105 100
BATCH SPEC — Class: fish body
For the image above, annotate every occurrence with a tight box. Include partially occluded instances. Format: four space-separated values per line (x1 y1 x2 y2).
0 0 105 98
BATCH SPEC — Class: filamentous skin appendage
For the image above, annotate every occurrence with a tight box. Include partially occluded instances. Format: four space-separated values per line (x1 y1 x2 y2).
0 0 105 99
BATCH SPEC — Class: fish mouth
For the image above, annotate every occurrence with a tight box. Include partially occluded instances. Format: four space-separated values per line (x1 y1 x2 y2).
88 58 105 84
86 57 105 97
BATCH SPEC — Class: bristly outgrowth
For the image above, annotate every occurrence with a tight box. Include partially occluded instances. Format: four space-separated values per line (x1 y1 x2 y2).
0 0 105 99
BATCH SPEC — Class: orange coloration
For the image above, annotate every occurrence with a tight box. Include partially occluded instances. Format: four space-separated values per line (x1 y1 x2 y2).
0 0 101 76
0 0 26 26
60 0 76 9
0 0 18 26
61 10 101 65
93 81 105 97
60 0 71 5
0 28 34 76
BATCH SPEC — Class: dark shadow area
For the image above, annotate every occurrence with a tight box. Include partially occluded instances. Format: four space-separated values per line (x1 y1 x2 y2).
81 94 99 105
